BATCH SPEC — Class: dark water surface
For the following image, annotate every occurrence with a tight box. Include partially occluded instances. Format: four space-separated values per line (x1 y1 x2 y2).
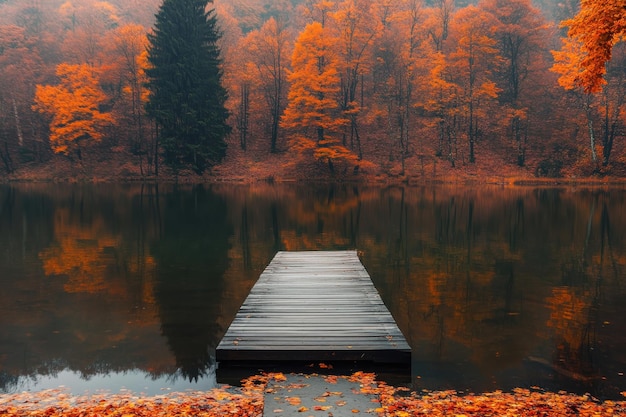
1 183 625 398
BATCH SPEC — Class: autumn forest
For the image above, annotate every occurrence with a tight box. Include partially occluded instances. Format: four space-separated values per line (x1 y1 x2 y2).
0 0 624 182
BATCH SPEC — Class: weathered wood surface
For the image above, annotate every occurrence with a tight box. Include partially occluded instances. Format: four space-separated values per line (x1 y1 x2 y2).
216 250 411 364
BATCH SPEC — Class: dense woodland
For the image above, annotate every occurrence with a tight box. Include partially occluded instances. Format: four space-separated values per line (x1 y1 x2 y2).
0 0 625 182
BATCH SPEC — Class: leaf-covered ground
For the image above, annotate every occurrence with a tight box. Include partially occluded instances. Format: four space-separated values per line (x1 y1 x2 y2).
0 372 624 416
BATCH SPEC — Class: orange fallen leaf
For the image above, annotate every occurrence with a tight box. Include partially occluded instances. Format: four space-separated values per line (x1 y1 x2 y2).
1 371 625 417
325 375 339 384
273 373 287 382
286 396 301 406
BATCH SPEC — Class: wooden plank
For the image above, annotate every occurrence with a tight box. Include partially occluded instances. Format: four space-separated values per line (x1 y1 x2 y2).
216 250 411 365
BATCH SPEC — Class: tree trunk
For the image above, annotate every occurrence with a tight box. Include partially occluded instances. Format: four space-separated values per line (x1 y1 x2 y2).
238 83 249 151
317 126 325 144
587 118 597 163
12 98 23 147
351 116 362 160
584 96 597 163
513 115 527 167
447 115 457 168
601 91 620 167
270 96 279 153
0 135 14 173
468 100 475 163
436 119 444 157
154 123 159 177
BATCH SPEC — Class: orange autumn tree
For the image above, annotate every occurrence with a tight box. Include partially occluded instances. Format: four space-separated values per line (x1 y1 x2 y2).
552 36 626 168
553 2 626 168
371 0 430 173
329 0 379 161
242 16 292 153
281 21 354 174
109 24 153 172
59 0 120 66
447 5 501 164
33 63 115 159
481 0 551 167
551 37 595 147
421 0 456 162
563 0 626 93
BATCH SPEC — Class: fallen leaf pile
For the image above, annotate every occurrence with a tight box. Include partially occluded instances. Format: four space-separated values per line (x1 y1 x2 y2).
0 372 624 416
0 374 267 417
378 386 626 416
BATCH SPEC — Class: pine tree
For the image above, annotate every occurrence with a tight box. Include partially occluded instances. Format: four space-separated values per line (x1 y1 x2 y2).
145 0 230 174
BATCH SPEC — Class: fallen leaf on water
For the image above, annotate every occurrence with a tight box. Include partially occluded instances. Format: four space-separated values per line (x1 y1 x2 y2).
325 375 339 384
272 373 287 382
286 396 301 406
1 371 625 417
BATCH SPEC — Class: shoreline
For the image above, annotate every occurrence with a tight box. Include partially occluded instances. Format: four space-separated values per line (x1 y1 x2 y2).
3 173 626 187
1 372 624 417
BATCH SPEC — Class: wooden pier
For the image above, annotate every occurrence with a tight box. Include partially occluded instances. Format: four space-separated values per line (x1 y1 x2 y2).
216 251 411 364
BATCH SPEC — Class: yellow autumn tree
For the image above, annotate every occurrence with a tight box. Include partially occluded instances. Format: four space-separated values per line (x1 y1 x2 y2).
33 63 115 159
281 21 354 174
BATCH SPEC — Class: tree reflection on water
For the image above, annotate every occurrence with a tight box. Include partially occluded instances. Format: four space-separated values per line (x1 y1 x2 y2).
151 186 232 382
0 184 624 399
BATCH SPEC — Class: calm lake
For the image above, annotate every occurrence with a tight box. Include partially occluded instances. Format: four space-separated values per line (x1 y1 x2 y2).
1 183 625 399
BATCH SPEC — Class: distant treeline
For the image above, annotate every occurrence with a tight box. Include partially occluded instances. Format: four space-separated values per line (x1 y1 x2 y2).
0 0 624 180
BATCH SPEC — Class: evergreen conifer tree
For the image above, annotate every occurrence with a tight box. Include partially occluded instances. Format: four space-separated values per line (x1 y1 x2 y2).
146 0 230 174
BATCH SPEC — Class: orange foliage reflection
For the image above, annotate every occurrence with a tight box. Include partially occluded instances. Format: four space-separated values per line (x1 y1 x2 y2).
545 286 595 377
39 207 155 297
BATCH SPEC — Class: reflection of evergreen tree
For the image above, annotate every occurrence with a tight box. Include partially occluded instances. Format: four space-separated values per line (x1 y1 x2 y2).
151 185 232 381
